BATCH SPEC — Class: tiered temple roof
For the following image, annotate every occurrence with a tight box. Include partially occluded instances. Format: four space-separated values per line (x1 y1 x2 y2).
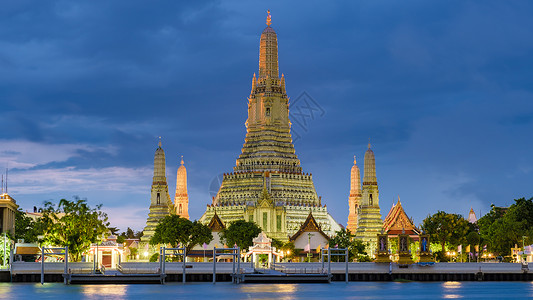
382 197 420 236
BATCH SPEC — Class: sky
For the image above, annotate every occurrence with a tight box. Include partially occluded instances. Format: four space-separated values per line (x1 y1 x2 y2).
1 0 532 232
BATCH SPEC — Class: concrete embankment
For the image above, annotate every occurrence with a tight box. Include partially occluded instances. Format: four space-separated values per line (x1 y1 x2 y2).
3 262 532 283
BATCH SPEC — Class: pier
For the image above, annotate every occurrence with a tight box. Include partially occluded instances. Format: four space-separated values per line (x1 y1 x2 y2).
6 261 533 283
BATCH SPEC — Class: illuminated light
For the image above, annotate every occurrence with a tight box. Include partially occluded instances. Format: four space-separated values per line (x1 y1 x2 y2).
143 251 149 257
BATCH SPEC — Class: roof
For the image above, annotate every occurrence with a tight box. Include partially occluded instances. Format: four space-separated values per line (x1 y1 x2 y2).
289 212 330 242
382 198 420 236
208 212 225 231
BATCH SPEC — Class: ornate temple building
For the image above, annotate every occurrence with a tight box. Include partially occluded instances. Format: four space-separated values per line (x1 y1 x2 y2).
346 156 362 234
354 143 383 252
141 139 173 242
382 197 420 238
199 12 341 241
174 156 189 219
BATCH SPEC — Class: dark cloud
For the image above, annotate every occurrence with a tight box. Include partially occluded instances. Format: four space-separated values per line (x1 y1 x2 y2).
2 0 533 229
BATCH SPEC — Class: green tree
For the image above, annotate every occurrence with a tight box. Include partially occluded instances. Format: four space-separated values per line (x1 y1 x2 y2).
478 198 533 256
150 215 213 254
328 228 369 261
221 220 262 250
421 211 470 252
40 198 109 262
10 208 41 243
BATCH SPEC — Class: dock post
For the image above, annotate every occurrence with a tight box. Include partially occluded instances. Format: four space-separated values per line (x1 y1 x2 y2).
41 247 45 285
159 247 162 275
328 248 331 282
162 246 166 283
232 250 236 284
213 248 216 284
64 247 69 284
321 249 324 272
345 248 349 283
237 247 241 284
182 247 186 283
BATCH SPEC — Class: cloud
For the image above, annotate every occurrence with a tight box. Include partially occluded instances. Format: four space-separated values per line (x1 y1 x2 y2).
0 139 117 170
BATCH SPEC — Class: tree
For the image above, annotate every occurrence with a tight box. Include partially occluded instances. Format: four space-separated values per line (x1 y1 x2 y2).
40 198 109 262
221 220 262 250
478 197 533 256
150 215 212 254
328 228 369 261
11 208 41 243
421 211 470 252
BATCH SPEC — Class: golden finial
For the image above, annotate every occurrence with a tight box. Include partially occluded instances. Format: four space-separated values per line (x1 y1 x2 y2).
353 155 357 164
266 10 272 26
158 136 162 147
180 155 184 165
368 138 371 149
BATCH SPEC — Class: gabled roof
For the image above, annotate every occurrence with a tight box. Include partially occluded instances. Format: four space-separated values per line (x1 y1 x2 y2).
383 198 420 236
289 212 330 242
208 212 225 232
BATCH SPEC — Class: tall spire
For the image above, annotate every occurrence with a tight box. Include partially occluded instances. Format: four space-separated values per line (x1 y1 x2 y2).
142 139 172 242
153 138 166 182
175 155 189 219
259 10 279 79
347 155 362 234
363 144 376 185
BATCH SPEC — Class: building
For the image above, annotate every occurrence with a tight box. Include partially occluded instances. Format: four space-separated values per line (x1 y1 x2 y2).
199 12 341 241
346 156 362 234
0 193 18 235
289 212 330 252
354 143 383 254
382 197 420 238
174 156 189 219
141 139 173 242
467 208 477 223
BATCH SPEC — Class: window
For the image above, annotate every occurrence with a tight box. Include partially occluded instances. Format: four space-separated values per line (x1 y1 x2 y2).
157 193 160 204
369 194 373 206
266 107 271 116
179 204 182 214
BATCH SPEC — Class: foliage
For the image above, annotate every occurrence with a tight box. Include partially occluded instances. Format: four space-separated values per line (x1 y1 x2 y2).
280 241 297 259
271 238 284 250
149 253 159 262
150 215 213 254
11 208 41 243
40 198 109 262
421 211 470 252
0 235 11 265
221 220 262 250
478 198 533 256
328 228 369 261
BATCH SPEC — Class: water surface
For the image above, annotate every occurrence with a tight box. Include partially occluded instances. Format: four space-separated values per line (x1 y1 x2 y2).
1 281 532 299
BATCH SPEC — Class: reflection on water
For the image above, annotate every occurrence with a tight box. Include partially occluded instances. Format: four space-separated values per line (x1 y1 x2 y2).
239 283 298 296
82 285 127 299
442 281 463 299
443 281 462 289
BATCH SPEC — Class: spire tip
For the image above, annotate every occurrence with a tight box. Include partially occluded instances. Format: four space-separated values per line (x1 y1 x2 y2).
266 10 272 26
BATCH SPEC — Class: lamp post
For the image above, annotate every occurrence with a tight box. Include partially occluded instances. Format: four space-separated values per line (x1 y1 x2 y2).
307 233 314 263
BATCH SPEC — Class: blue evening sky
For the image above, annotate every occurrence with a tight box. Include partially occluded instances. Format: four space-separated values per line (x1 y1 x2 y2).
1 1 532 231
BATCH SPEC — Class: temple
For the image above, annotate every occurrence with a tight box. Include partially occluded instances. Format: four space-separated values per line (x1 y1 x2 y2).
199 12 341 241
174 156 189 219
354 143 383 253
141 139 173 242
382 197 420 238
346 156 361 234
